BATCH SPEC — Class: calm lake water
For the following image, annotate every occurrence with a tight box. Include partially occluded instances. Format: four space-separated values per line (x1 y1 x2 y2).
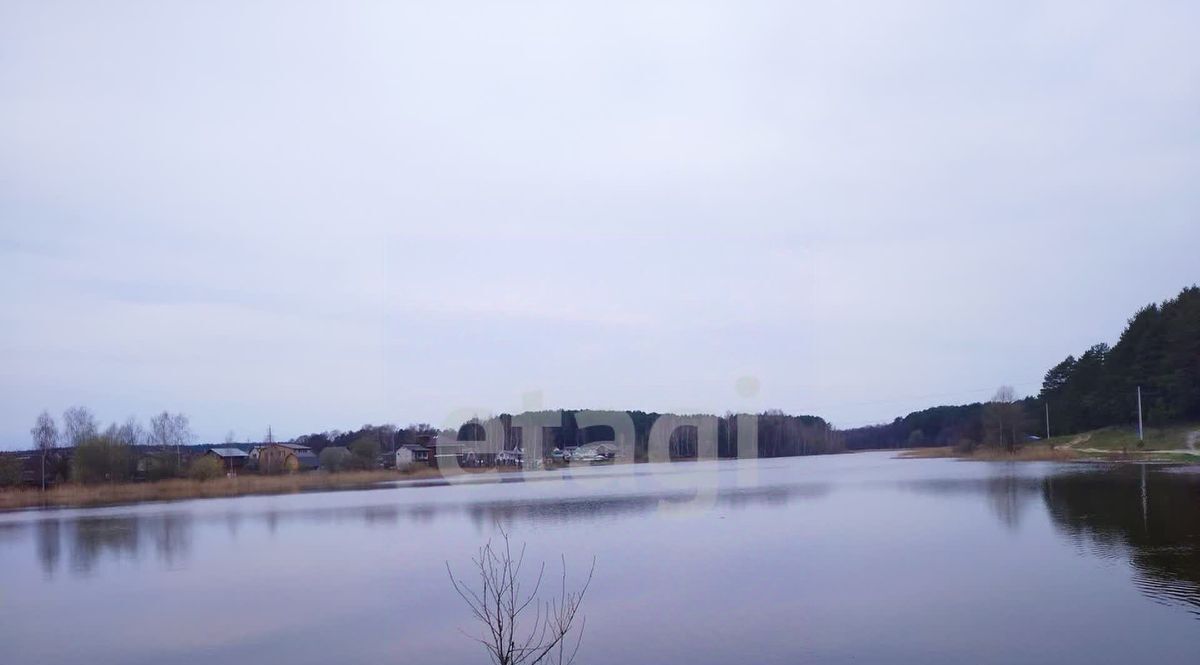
1 452 1198 664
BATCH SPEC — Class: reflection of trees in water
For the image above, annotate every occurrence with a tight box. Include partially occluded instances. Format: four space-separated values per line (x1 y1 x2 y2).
37 519 61 577
896 474 1044 530
134 481 831 535
69 517 139 573
224 511 242 539
1042 467 1200 616
987 474 1039 530
903 467 1200 612
466 482 832 529
32 513 195 575
24 479 830 573
151 514 191 568
363 505 401 526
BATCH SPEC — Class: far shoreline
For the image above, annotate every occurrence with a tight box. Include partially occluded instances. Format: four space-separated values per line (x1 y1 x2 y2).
7 447 1200 513
0 466 521 512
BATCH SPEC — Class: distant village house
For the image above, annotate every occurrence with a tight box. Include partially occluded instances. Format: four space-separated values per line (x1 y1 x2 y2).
206 447 250 475
395 444 431 468
258 442 319 473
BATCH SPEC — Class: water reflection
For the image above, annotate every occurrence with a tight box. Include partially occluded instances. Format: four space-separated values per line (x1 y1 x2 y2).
465 482 833 528
987 473 1038 530
895 471 1045 530
28 514 193 576
858 462 1200 615
21 478 831 578
1041 465 1200 616
36 519 60 577
153 514 191 568
9 460 1200 625
3 456 1200 665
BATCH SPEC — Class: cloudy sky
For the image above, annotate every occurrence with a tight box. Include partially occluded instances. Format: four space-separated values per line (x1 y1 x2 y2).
1 0 1197 447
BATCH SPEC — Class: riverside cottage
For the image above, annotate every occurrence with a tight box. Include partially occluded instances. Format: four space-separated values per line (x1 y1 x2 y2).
258 443 319 473
395 444 431 468
205 447 250 475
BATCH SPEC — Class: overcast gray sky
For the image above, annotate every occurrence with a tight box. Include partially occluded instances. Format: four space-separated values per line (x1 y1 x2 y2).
1 0 1197 447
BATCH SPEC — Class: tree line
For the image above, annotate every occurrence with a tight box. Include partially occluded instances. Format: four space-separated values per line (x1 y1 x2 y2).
7 407 201 487
844 285 1200 450
1040 285 1200 432
2 407 847 488
286 410 844 463
438 409 843 461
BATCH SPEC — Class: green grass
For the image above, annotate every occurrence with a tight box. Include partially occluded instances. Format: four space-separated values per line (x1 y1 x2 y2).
1047 423 1200 452
898 424 1200 464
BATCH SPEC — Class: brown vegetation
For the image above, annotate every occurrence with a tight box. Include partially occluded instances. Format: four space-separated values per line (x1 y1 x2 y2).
962 445 1080 461
0 466 472 511
896 446 956 459
898 444 1079 461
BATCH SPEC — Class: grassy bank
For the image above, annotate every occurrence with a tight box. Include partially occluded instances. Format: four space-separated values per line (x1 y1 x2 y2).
899 423 1200 463
898 445 1081 461
0 466 504 511
1041 424 1199 452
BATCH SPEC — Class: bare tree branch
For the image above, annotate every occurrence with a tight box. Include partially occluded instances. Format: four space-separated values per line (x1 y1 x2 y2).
447 526 595 665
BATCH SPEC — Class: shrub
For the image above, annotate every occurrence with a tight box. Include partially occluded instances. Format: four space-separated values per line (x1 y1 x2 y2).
953 438 979 454
0 455 22 487
73 436 134 484
143 453 182 481
319 447 352 473
187 456 224 481
349 438 381 470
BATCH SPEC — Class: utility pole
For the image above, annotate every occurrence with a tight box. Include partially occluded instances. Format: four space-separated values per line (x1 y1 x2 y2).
1137 386 1144 443
1045 403 1051 440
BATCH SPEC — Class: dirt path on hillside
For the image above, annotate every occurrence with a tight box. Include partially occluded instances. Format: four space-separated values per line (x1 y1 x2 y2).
1064 433 1092 449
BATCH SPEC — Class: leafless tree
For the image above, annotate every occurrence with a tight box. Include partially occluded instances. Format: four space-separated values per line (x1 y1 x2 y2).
984 385 1026 452
114 416 146 447
378 424 397 454
30 411 59 490
62 406 97 447
447 527 594 665
149 412 172 447
150 411 195 470
172 413 193 448
992 385 1017 404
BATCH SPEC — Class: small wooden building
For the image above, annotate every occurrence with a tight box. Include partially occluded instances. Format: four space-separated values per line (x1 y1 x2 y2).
395 444 431 468
258 443 319 474
206 447 250 474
